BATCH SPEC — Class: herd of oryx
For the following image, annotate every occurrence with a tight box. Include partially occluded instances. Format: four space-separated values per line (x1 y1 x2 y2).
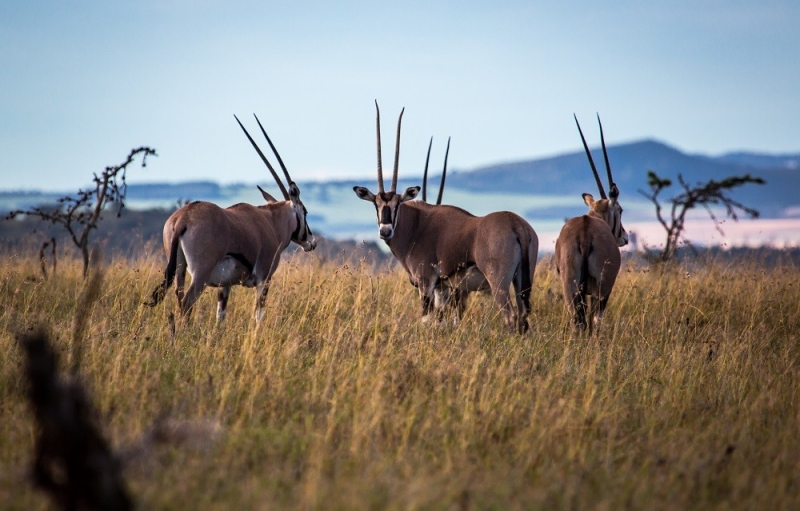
145 102 629 334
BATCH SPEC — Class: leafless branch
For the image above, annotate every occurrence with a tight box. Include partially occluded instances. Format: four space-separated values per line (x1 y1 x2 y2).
5 147 156 277
638 170 765 262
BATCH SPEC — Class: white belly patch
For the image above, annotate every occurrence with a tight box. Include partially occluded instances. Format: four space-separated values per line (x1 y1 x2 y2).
207 256 255 287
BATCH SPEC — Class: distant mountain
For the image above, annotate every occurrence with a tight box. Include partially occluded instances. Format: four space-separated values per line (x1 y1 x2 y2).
2 139 798 244
440 139 799 218
124 180 223 201
711 152 800 170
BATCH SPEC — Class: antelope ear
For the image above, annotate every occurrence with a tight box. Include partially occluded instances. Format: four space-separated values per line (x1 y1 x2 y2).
353 186 375 202
609 183 620 200
401 186 420 202
582 193 595 208
257 185 278 203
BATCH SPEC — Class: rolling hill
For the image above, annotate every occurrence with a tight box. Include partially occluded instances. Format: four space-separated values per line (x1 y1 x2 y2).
2 139 798 244
441 139 799 219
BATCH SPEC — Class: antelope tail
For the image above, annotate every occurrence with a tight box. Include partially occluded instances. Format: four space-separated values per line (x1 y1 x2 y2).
144 227 184 307
517 231 533 312
578 218 592 294
574 216 592 327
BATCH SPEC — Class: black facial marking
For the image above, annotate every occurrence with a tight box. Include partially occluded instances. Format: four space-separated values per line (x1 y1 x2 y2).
292 207 307 241
380 205 392 225
609 211 617 237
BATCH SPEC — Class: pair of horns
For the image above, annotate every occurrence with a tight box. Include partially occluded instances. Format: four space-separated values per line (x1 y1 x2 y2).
235 114 295 200
375 101 404 193
422 136 451 205
575 113 616 200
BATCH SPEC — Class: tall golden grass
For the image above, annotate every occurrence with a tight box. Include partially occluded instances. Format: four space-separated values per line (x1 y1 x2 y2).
1 250 799 510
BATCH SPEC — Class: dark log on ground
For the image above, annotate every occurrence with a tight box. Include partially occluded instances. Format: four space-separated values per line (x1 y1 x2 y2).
18 329 132 511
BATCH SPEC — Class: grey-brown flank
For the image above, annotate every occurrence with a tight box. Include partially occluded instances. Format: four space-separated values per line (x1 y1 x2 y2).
419 137 491 320
145 114 316 322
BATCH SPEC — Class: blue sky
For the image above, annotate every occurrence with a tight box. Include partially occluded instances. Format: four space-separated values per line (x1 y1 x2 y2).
2 1 799 192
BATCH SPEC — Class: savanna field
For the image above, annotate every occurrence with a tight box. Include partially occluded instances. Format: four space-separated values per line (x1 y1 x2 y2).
1 247 799 510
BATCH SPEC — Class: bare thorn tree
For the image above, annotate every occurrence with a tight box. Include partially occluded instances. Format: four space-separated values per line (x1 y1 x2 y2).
637 170 765 262
5 147 156 277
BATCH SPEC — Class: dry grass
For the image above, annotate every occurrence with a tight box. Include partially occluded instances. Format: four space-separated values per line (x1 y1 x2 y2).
1 250 799 510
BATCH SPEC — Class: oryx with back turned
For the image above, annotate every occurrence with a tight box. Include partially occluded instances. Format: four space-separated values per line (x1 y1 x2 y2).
145 114 316 321
420 136 491 320
353 102 538 333
555 114 628 334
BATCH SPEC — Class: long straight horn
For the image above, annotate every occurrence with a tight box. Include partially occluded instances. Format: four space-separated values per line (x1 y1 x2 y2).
574 113 607 200
436 136 451 205
422 136 433 202
234 114 290 199
596 113 614 190
375 100 384 193
391 108 405 192
253 114 294 187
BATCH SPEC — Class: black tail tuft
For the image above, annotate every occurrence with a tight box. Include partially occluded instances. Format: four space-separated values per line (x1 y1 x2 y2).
574 216 592 330
519 241 532 313
514 227 535 334
144 229 182 307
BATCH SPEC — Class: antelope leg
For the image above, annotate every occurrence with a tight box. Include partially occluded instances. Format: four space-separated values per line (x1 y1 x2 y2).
216 287 231 322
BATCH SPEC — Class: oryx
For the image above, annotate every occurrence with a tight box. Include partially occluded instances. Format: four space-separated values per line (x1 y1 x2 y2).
145 114 316 322
420 136 490 320
353 103 538 333
554 114 628 333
